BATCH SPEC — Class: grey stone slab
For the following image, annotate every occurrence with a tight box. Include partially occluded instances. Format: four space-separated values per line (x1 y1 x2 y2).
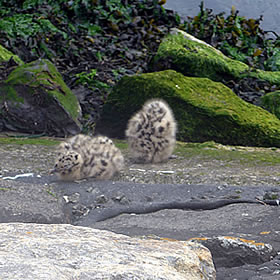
0 177 69 224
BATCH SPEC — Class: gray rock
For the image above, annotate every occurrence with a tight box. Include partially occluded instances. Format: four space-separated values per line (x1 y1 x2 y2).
216 254 280 280
0 178 68 224
0 223 216 280
0 59 81 136
190 236 277 268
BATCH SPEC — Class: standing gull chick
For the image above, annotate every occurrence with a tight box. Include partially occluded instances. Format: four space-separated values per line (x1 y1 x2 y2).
125 99 177 163
51 134 124 181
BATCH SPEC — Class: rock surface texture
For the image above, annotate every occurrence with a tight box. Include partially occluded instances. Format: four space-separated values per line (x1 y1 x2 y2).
190 236 277 268
0 59 81 136
0 223 216 280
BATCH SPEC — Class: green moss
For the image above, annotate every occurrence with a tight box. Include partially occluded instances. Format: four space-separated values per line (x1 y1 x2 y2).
46 186 57 198
3 59 80 120
0 84 24 103
260 91 280 119
0 137 59 145
104 69 280 147
0 187 10 191
152 32 280 85
113 139 128 150
0 44 23 65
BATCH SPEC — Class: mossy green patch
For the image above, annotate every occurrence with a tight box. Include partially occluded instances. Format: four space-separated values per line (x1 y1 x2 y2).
0 84 24 103
0 44 23 65
3 59 80 120
0 187 10 191
113 139 128 150
97 138 280 168
103 69 280 147
0 137 59 146
152 31 280 85
175 141 280 166
260 91 280 119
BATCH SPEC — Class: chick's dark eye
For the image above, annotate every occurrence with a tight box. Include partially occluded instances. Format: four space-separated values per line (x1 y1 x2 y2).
75 155 78 160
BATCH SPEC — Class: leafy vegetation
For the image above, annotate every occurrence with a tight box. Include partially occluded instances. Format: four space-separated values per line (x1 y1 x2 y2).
0 0 179 67
75 69 110 93
182 1 280 71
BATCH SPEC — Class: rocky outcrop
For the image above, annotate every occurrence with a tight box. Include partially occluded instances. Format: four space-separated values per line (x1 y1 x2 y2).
0 223 216 280
150 28 280 85
190 236 277 268
0 59 81 136
97 69 280 147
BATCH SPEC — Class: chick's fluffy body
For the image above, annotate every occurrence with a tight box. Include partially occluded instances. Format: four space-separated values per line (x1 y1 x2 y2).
125 99 177 163
53 134 124 181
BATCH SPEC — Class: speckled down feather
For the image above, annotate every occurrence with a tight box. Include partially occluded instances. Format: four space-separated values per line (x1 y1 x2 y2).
51 134 124 181
125 99 177 163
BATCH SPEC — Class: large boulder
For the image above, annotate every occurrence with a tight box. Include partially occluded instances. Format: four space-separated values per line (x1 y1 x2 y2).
150 28 280 85
190 236 277 268
0 223 216 280
97 69 280 147
0 59 81 136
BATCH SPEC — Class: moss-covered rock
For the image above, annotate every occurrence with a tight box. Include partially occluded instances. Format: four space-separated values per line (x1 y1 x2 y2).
260 91 280 119
0 44 23 65
151 28 280 85
97 70 280 147
0 59 81 136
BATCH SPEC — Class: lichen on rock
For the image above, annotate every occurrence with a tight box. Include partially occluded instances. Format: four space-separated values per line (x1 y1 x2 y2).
97 69 280 147
0 59 81 136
